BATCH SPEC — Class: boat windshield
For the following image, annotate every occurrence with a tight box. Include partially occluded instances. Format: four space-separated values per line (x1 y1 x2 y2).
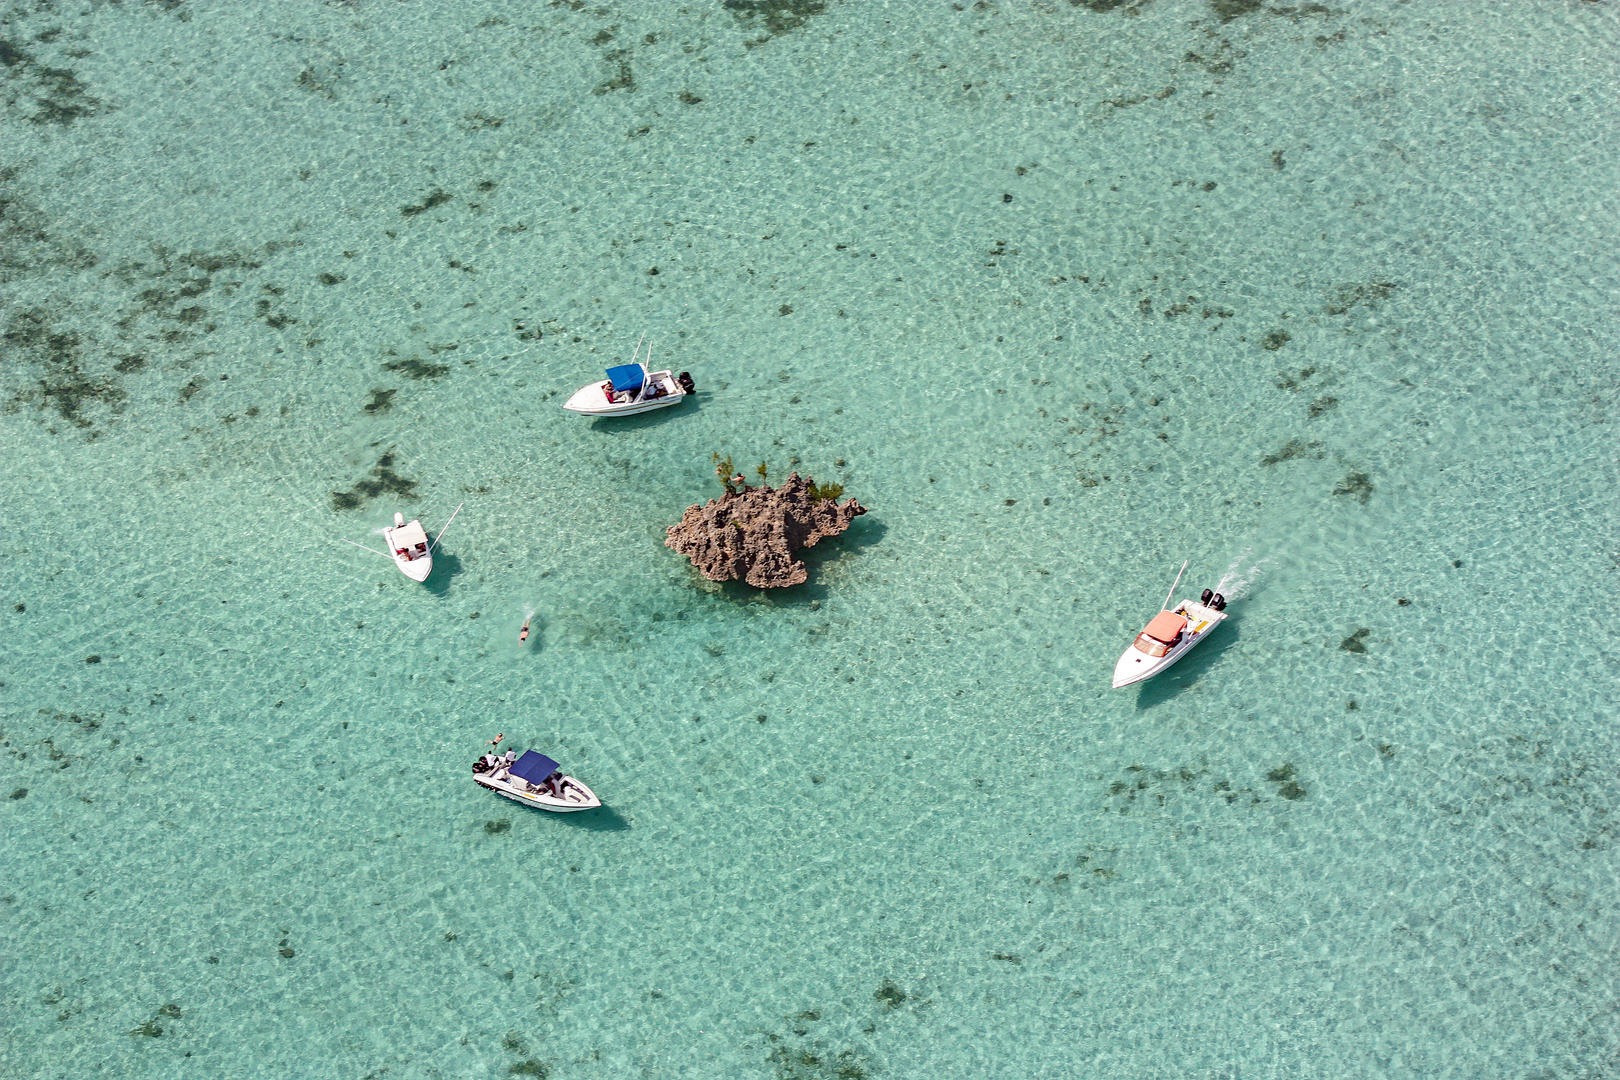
1132 633 1170 658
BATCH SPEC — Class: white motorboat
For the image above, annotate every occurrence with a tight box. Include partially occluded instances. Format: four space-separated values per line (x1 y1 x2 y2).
345 502 462 583
1112 561 1228 689
383 513 433 581
562 334 694 417
473 744 601 812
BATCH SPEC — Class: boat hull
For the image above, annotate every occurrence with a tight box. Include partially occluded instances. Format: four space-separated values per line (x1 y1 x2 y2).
562 369 687 416
382 524 432 582
475 773 601 812
1112 599 1226 688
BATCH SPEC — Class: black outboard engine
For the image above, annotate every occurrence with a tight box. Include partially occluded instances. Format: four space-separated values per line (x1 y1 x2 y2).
1200 589 1213 606
677 371 696 395
1212 593 1226 611
472 756 491 774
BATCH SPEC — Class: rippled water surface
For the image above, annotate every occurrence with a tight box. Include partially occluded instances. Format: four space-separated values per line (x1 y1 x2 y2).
3 2 1617 1077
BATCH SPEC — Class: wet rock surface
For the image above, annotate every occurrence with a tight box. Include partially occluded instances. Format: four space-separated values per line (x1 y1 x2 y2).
666 473 865 589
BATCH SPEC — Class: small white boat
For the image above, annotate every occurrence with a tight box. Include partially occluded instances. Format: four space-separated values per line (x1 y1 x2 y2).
345 503 462 583
473 745 601 812
383 513 433 581
562 334 694 417
1112 561 1228 689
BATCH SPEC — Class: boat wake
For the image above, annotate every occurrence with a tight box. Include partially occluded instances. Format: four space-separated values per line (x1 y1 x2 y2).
1213 551 1272 602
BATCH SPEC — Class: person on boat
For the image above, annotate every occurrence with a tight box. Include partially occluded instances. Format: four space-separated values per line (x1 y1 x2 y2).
544 772 567 798
519 618 531 643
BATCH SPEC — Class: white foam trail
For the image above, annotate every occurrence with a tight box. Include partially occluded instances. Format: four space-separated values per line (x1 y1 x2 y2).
521 605 537 622
1214 550 1273 602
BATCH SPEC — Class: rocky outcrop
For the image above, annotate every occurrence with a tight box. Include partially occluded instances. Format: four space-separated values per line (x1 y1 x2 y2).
665 472 866 588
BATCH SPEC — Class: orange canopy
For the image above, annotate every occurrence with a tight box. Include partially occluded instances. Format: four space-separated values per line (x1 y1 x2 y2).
1143 611 1188 644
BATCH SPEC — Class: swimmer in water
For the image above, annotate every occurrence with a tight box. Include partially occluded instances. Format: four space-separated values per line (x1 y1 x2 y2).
519 617 531 643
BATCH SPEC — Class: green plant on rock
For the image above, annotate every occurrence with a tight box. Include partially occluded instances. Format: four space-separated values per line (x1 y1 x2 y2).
756 461 770 483
713 452 739 494
807 479 845 502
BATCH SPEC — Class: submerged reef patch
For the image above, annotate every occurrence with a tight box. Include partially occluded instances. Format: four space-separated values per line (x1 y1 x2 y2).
593 48 635 95
1325 282 1397 316
3 306 125 427
363 388 397 414
724 0 827 48
0 169 98 285
382 357 448 380
1070 0 1147 12
1103 764 1283 810
760 997 887 1080
1211 0 1334 21
1333 471 1373 503
1266 764 1307 800
400 190 452 217
1306 396 1338 418
331 452 418 511
1258 438 1321 467
0 36 104 126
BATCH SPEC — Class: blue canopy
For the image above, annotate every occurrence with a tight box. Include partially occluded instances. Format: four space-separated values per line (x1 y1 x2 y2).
606 364 645 393
508 750 559 785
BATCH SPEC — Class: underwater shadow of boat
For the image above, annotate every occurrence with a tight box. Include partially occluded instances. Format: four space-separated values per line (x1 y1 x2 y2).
555 804 631 831
587 393 705 433
707 513 887 607
1133 612 1243 711
423 550 464 596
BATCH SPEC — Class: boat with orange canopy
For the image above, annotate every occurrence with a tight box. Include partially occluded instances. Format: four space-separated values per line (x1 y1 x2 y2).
1112 561 1228 688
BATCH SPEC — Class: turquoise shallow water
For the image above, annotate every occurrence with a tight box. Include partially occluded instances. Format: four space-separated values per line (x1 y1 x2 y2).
3 1 1618 1077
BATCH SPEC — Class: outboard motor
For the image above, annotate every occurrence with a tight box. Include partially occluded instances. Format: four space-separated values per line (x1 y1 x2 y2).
1211 593 1226 611
677 371 696 395
1200 589 1213 606
472 756 491 774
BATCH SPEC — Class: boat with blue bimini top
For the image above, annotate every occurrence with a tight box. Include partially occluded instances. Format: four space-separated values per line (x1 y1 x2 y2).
561 333 694 417
1112 560 1228 689
472 737 601 812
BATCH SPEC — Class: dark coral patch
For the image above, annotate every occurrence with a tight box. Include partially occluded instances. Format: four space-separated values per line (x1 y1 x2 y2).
331 452 418 511
724 0 826 47
363 388 397 414
0 38 104 126
3 307 124 426
401 190 452 217
382 358 448 380
592 49 634 95
1333 472 1373 503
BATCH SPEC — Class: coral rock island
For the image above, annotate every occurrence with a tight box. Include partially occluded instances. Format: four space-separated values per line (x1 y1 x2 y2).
666 473 867 588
